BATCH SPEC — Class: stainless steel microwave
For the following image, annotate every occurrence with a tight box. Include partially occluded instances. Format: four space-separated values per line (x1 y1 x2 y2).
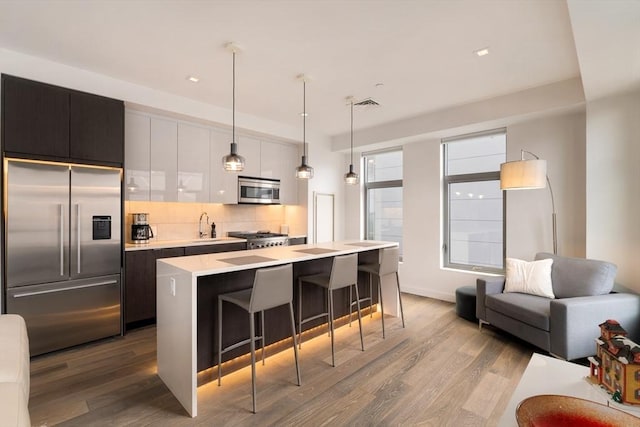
238 176 281 204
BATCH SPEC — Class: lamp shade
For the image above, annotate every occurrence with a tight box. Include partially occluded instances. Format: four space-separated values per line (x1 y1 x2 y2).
295 156 314 179
500 159 547 190
222 142 245 172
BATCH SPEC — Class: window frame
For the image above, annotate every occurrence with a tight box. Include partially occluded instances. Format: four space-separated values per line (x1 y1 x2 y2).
442 129 506 274
363 148 403 256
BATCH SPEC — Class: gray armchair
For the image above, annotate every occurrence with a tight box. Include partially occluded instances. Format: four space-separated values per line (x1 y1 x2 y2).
476 253 640 360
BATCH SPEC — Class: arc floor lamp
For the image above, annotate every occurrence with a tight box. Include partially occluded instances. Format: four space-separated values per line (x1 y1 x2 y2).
500 150 557 254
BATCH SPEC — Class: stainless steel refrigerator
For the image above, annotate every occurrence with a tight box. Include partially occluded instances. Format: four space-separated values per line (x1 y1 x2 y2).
4 159 122 356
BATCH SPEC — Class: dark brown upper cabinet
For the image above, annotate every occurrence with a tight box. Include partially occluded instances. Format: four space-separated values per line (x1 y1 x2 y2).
70 91 124 165
2 74 124 167
2 75 70 159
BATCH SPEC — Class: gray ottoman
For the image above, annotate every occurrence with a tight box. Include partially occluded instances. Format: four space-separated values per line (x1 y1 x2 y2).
455 286 477 322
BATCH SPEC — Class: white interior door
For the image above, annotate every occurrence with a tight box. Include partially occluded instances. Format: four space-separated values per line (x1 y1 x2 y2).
314 192 334 243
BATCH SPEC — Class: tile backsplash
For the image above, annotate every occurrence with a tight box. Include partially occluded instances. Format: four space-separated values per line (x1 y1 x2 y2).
125 201 306 242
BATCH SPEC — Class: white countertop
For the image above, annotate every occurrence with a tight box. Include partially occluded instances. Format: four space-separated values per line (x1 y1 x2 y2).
158 240 396 277
125 236 246 251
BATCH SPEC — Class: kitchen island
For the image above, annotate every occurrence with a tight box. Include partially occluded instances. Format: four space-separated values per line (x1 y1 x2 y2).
156 240 398 417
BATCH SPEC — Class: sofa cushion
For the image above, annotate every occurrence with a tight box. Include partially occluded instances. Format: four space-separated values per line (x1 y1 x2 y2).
504 258 554 299
535 252 617 298
486 293 551 331
0 314 30 401
0 382 30 427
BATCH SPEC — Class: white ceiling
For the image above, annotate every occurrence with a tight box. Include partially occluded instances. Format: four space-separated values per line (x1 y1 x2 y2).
0 1 636 139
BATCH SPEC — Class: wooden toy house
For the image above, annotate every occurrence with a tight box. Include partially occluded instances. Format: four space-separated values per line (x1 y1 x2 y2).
588 320 640 405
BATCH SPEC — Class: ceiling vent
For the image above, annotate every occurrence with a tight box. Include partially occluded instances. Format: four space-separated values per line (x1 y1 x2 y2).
354 97 380 108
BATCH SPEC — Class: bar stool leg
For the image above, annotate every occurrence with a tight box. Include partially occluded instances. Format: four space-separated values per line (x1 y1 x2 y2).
378 276 386 339
369 273 373 318
396 271 405 328
329 289 335 367
249 312 257 414
218 298 223 386
298 278 303 349
326 287 331 338
348 286 353 327
261 311 266 365
354 284 365 351
288 302 302 386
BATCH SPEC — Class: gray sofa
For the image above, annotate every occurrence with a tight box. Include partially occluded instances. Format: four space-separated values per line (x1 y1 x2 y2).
476 252 640 360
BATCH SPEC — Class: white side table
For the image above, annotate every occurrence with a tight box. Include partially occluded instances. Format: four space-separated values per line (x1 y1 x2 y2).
499 353 640 426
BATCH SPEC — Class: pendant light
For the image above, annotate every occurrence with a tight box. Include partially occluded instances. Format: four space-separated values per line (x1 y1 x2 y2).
344 97 359 185
222 43 245 172
295 74 314 179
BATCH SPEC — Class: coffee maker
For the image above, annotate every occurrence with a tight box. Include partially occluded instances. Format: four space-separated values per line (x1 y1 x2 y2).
131 213 153 243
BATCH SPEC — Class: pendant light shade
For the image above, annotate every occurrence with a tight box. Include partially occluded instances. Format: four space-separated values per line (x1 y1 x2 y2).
296 76 313 179
222 44 245 172
344 98 359 185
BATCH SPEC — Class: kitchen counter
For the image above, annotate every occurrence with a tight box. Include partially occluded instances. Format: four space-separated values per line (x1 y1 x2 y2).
158 240 392 276
124 236 246 251
156 240 398 417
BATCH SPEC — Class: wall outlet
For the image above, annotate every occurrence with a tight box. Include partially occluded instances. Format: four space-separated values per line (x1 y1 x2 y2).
170 278 176 296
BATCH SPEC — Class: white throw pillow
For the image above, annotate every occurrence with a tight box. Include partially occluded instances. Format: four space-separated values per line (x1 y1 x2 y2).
504 258 555 299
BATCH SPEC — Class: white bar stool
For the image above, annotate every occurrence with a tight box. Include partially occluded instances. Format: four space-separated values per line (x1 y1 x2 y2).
297 253 364 367
357 246 405 338
217 263 301 413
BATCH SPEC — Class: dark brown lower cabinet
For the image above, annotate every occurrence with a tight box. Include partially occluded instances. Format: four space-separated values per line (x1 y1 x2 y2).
124 243 247 331
184 242 246 256
124 247 184 330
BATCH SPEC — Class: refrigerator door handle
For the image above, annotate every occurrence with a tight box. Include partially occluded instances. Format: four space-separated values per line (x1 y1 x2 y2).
11 280 119 298
60 204 65 276
76 203 81 274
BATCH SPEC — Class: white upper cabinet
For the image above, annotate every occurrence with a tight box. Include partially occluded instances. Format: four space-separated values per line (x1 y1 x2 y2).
150 117 178 202
261 140 299 205
124 111 150 201
237 136 261 177
178 122 210 203
124 110 299 204
210 129 238 204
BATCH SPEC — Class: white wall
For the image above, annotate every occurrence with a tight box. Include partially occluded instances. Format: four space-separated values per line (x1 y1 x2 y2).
0 48 326 144
585 89 640 293
505 112 586 259
304 142 347 243
399 111 586 302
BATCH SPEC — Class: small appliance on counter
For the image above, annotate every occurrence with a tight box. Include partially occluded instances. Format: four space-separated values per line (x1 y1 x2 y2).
131 212 153 243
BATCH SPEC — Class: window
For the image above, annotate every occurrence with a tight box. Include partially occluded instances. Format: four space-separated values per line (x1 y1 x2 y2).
442 129 505 272
364 149 403 256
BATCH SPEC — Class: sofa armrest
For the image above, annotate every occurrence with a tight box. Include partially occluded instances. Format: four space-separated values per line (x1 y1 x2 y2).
550 293 640 360
476 277 505 321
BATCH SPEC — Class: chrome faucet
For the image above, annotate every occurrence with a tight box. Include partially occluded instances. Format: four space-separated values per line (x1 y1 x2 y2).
198 212 209 238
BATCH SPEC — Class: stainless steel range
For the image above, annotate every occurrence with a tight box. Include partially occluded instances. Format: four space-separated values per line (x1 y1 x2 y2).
227 231 289 250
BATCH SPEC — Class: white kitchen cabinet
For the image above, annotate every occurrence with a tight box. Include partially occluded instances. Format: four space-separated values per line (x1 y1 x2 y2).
261 140 299 205
150 117 178 202
178 122 210 203
238 136 261 177
210 129 238 204
124 111 150 201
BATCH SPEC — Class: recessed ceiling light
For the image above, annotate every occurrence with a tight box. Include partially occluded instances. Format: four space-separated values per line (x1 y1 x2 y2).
187 76 200 83
475 47 490 57
300 112 309 117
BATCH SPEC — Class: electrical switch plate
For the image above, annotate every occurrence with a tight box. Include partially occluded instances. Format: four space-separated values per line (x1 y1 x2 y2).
170 278 176 296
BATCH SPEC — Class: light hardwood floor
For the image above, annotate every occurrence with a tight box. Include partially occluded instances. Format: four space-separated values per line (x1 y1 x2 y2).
29 294 535 426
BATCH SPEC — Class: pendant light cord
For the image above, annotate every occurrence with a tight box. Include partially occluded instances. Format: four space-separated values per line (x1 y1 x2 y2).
350 101 354 165
232 50 236 145
303 80 306 158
